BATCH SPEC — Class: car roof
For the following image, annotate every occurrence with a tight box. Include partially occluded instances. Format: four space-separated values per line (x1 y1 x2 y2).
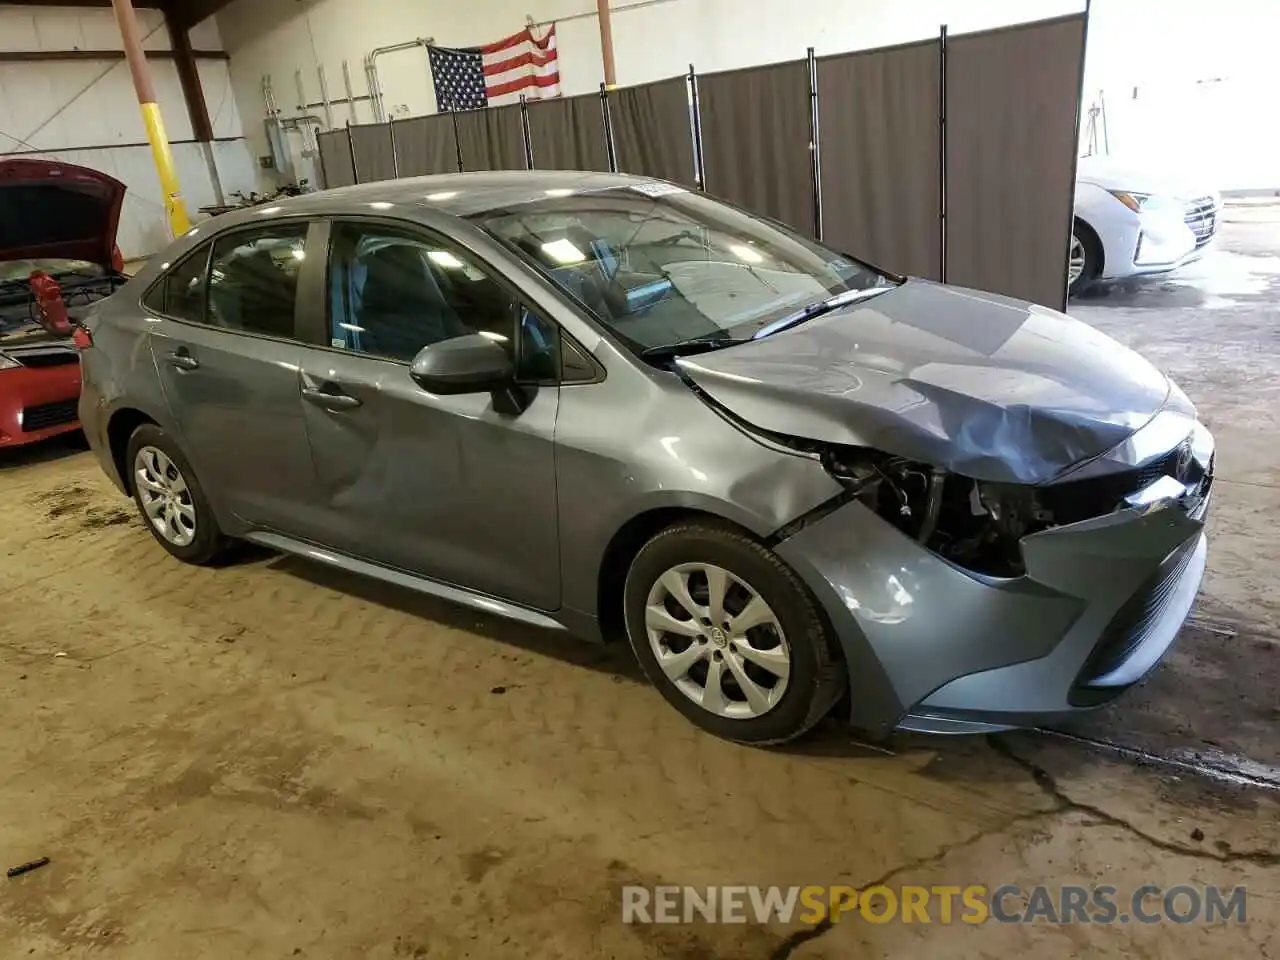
224 170 657 224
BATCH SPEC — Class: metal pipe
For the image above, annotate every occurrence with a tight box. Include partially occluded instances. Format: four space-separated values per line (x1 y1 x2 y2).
938 24 948 283
294 69 306 113
389 115 399 178
597 0 617 88
1062 0 1093 310
687 64 705 191
342 60 357 124
110 0 189 236
317 64 334 130
346 119 360 183
528 0 675 28
366 37 433 123
600 83 618 173
519 95 535 169
806 46 823 240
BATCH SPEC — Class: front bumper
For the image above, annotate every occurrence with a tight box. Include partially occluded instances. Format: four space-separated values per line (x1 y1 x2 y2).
1100 199 1219 281
776 455 1212 737
0 362 82 447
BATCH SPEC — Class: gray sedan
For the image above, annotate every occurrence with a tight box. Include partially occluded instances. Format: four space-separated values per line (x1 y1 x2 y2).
76 171 1214 743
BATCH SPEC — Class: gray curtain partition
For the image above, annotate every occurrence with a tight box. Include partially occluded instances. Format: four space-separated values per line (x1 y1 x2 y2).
818 40 942 279
393 113 460 176
454 104 526 172
349 123 396 183
526 93 610 171
698 60 812 231
945 14 1087 309
610 77 696 186
316 129 355 188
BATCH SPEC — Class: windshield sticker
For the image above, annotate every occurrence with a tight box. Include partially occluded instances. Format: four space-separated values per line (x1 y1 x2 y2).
631 181 689 198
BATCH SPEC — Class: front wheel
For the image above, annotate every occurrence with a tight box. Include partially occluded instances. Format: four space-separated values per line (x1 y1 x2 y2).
623 521 846 744
1068 221 1101 297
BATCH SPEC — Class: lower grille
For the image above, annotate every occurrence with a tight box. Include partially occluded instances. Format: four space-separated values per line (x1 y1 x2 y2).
1184 195 1218 250
21 397 80 432
1073 542 1199 693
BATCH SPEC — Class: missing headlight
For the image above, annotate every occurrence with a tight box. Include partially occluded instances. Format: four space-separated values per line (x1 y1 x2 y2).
822 449 1058 577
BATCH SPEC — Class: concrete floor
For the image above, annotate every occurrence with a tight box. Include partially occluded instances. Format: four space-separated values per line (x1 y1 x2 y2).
1 210 1278 958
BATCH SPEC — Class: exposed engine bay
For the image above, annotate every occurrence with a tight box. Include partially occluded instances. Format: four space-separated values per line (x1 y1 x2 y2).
820 445 1211 578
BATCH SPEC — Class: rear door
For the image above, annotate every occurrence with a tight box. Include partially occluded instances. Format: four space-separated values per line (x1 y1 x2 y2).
145 220 324 533
292 218 563 611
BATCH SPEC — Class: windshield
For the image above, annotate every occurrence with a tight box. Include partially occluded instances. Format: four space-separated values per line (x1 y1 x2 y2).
476 184 893 355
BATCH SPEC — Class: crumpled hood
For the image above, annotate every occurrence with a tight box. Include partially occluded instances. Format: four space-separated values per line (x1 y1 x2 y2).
0 158 125 267
676 279 1176 484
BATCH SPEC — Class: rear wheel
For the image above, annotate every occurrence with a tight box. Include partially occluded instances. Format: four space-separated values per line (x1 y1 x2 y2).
126 424 231 565
1068 220 1101 297
623 521 845 744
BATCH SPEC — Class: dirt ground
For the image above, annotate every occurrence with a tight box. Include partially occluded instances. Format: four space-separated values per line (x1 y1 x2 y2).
1 210 1278 958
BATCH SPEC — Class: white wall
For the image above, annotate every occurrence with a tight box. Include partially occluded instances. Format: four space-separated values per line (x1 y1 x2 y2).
0 4 258 257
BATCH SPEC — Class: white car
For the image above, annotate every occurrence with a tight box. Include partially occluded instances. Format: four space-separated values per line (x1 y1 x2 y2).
1070 156 1221 296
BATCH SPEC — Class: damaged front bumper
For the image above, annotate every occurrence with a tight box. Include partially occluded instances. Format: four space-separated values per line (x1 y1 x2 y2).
775 445 1213 737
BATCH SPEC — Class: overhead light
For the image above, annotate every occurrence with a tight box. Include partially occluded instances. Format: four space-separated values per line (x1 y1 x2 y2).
544 188 574 197
427 250 465 269
729 244 764 264
541 238 586 264
369 201 394 210
425 191 458 201
291 248 306 260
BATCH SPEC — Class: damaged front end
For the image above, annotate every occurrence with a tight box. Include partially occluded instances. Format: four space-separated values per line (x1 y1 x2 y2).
817 418 1214 578
770 413 1214 736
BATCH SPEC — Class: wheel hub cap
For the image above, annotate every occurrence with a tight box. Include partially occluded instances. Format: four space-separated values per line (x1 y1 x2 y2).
134 445 197 548
642 562 792 720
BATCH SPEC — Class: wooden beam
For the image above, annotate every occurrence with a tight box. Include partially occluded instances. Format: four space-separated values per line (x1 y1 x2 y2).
167 11 214 142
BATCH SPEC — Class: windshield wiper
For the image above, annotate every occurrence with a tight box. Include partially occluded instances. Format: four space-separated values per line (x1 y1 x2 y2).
640 334 751 363
752 285 891 340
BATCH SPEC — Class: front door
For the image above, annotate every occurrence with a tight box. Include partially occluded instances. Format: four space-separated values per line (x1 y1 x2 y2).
147 221 323 533
296 219 562 612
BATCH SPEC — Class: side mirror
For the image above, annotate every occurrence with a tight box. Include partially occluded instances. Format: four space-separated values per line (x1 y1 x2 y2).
409 334 514 395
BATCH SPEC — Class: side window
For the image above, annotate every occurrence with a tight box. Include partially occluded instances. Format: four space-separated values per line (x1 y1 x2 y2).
207 223 308 338
144 244 210 322
328 221 560 380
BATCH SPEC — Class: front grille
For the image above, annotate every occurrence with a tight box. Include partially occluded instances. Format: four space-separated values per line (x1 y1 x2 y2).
1040 443 1195 525
1184 195 1218 249
1073 541 1200 694
11 350 78 369
21 397 80 432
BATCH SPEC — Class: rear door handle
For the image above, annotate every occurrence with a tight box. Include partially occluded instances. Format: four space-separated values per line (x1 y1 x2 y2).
167 351 199 371
301 387 361 411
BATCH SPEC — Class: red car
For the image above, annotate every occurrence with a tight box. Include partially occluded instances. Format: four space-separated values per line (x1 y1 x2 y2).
0 159 129 448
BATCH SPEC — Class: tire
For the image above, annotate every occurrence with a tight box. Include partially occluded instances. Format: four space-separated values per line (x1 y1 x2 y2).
1068 219 1101 297
125 423 231 566
623 521 846 744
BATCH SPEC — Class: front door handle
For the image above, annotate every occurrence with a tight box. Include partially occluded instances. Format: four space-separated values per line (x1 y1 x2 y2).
302 387 361 411
167 350 199 371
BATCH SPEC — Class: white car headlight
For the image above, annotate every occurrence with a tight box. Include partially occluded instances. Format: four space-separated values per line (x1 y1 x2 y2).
0 353 21 371
1109 190 1179 214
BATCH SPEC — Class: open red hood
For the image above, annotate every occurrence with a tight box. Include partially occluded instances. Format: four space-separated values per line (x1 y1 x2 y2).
0 158 125 267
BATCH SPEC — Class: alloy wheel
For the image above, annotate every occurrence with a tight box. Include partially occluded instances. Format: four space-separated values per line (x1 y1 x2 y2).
1068 233 1087 285
134 445 197 547
643 562 791 719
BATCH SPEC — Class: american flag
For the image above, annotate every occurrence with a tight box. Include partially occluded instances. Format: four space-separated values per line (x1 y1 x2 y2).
428 25 560 111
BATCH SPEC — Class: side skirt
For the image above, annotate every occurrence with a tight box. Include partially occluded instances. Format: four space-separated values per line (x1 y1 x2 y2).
243 530 569 633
